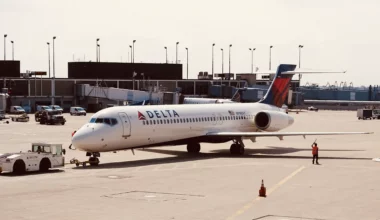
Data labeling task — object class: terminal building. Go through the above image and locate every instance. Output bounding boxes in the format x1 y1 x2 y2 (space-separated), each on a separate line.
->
10 59 377 112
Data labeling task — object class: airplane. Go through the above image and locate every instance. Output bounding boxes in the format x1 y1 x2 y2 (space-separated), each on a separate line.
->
71 64 372 166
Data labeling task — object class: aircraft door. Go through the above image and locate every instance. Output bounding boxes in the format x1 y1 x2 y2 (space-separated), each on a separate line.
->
212 113 217 125
118 112 131 137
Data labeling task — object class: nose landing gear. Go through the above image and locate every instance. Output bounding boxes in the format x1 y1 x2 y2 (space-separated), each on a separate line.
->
86 152 100 166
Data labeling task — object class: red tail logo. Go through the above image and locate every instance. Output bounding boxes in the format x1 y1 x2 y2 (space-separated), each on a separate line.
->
138 111 146 120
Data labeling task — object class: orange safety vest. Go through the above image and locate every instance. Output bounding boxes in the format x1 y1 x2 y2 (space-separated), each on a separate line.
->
312 146 318 155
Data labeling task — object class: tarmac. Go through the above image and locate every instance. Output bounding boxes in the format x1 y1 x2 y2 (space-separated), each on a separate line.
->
0 110 379 220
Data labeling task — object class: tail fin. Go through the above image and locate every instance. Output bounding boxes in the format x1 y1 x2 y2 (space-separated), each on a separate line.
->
258 64 297 107
231 88 245 102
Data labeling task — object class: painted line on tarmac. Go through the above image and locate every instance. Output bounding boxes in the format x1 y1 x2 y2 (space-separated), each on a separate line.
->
226 165 306 220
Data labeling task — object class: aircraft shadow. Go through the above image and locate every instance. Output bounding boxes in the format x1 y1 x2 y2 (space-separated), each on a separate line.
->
72 147 370 170
0 169 64 177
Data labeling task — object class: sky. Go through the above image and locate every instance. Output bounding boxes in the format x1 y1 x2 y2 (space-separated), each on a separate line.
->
1 0 380 86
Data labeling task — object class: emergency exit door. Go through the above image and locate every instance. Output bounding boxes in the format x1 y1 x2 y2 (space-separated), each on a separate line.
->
118 112 131 137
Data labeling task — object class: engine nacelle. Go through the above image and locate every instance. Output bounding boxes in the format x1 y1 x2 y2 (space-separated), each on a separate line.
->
254 110 294 131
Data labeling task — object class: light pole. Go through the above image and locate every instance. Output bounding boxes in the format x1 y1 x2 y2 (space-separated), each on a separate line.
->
298 45 304 85
97 44 100 62
228 44 232 80
132 40 136 63
212 43 215 75
185 47 189 79
164 46 168 63
4 34 7 60
96 38 99 62
52 36 56 105
47 42 51 78
176 42 179 64
221 48 224 74
11 41 14 60
129 45 132 62
269 45 273 70
249 48 256 73
298 45 304 68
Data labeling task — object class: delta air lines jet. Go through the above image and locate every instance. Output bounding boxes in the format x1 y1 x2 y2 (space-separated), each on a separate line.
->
71 64 372 165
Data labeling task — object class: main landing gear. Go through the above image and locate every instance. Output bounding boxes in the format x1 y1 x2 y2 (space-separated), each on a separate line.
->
187 143 201 154
86 152 100 166
230 139 245 155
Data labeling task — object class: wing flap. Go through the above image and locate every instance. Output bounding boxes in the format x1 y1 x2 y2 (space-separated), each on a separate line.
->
206 131 373 138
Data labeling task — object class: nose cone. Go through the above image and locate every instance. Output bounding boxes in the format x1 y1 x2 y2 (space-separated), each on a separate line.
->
72 129 90 151
288 115 294 125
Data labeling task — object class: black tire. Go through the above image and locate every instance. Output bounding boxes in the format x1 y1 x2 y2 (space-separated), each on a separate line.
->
13 160 26 174
39 158 51 172
40 119 45 124
187 143 200 153
89 157 99 166
61 121 65 125
11 118 14 121
70 113 73 116
84 113 86 116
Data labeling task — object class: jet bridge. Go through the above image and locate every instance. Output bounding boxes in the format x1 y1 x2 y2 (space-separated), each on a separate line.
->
76 84 179 105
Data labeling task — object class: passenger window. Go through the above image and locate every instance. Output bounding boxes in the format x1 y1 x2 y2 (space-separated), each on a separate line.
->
160 119 163 124
170 119 173 124
154 120 156 125
143 121 145 125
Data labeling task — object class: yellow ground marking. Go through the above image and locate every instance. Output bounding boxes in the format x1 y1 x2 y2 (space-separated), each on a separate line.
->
226 166 306 220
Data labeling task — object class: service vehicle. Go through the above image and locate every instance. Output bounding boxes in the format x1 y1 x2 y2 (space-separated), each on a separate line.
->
10 113 29 122
49 105 63 113
307 106 319 111
372 109 380 119
9 105 26 114
0 143 65 174
70 106 86 116
357 109 373 120
39 109 66 125
35 105 52 122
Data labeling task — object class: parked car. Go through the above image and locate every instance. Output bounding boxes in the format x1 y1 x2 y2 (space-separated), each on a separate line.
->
49 105 63 113
70 107 86 116
9 106 26 114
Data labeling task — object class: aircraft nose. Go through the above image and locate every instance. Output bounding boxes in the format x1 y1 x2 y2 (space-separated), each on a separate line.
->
72 129 89 150
288 115 294 125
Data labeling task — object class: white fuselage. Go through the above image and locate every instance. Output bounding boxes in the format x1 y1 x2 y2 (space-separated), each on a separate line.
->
72 102 294 153
183 97 235 104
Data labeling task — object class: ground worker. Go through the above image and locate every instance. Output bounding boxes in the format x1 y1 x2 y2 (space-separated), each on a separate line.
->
312 143 319 165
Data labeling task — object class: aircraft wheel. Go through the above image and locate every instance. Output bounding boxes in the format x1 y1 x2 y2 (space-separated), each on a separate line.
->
187 143 201 153
89 157 99 166
230 144 244 155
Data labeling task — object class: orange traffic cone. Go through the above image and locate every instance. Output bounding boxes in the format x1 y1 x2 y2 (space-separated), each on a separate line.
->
259 179 266 197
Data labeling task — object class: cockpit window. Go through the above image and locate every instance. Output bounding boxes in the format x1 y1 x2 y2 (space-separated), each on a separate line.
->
89 117 118 126
104 118 111 125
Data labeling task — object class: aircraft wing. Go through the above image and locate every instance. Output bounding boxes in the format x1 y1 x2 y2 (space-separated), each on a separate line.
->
206 131 373 138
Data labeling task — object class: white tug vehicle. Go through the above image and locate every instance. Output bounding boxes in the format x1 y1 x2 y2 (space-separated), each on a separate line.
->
0 143 65 174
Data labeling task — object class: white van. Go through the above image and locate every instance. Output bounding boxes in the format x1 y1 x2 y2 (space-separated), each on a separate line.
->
70 107 86 116
10 106 26 114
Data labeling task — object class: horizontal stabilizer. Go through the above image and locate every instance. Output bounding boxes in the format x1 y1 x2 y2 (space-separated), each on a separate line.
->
206 131 373 138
